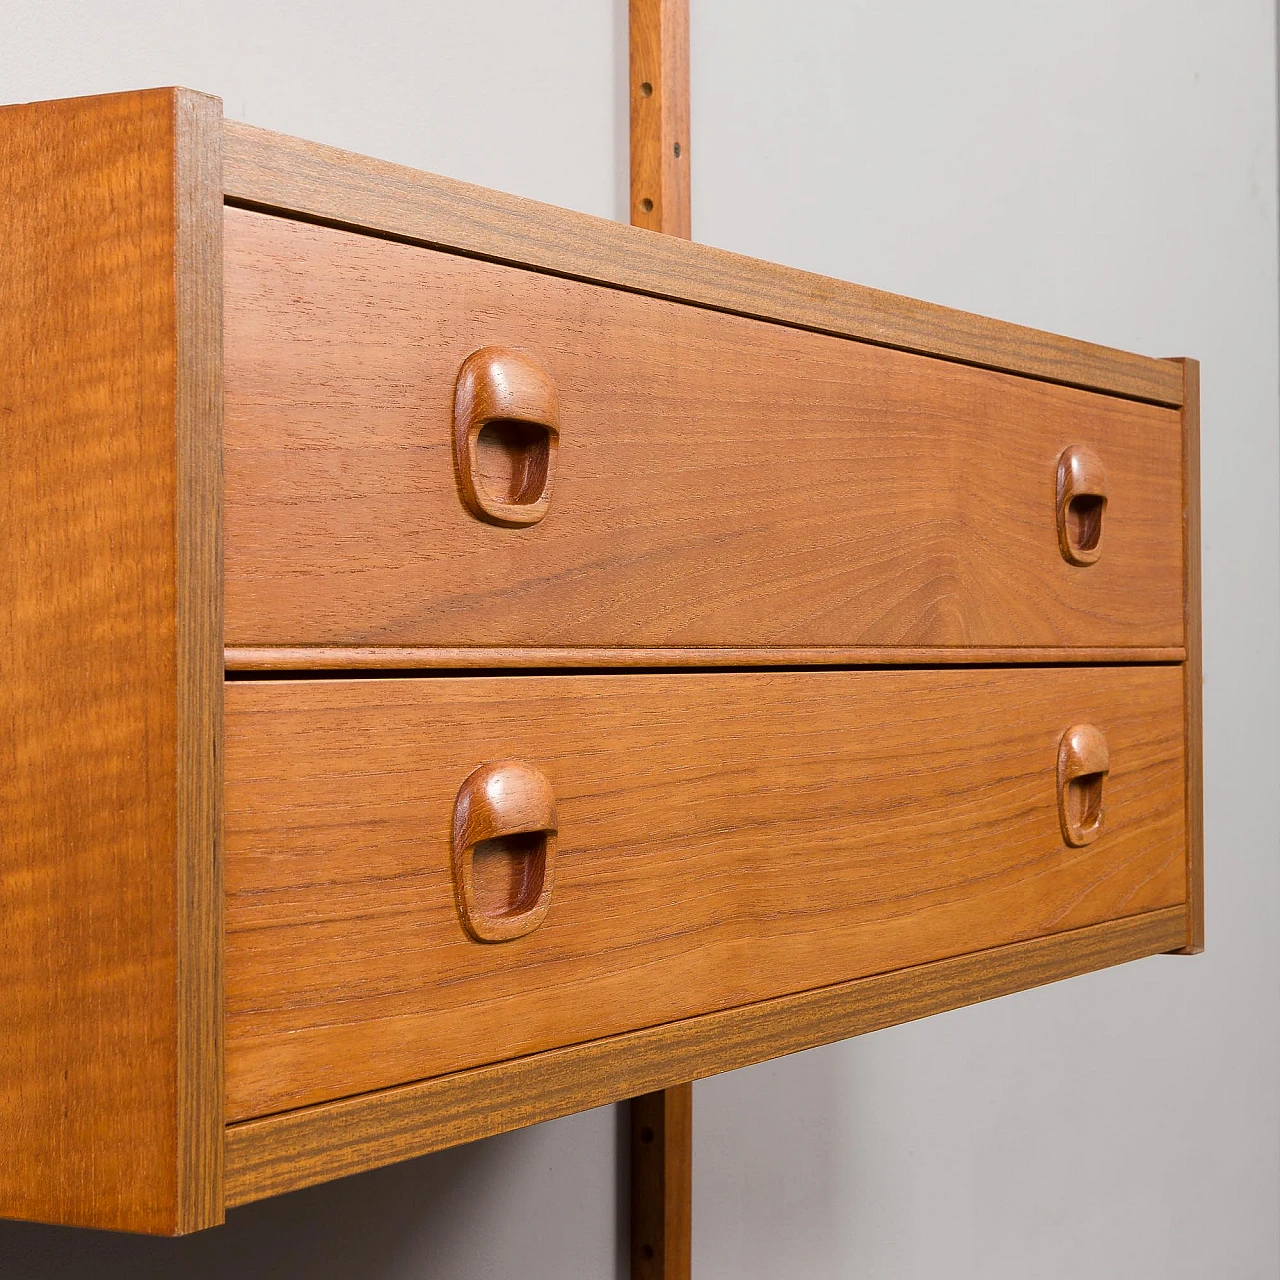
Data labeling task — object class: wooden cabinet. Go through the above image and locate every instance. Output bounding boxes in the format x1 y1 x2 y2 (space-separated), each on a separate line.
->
0 87 1202 1235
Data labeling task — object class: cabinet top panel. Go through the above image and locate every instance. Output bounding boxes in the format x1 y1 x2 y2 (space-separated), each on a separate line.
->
221 116 1184 408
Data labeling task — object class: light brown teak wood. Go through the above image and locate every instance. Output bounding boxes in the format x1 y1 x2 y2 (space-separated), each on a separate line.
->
1177 358 1204 953
220 121 1183 407
0 88 223 1234
452 347 561 528
1056 443 1109 566
222 666 1185 1121
221 209 1184 657
630 0 691 237
451 759 559 943
222 650 1187 670
221 906 1184 1206
224 645 1186 670
630 6 693 1266
631 1083 693 1280
1056 723 1111 847
0 86 1202 1236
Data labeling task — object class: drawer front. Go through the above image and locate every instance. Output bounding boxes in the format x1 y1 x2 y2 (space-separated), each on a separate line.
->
223 208 1184 654
224 666 1186 1120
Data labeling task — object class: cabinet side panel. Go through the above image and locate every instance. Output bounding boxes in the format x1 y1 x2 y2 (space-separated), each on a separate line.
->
1178 357 1204 953
0 88 218 1234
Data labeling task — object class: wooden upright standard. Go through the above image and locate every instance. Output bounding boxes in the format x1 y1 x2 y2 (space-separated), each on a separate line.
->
631 1084 694 1280
629 1 694 1276
630 0 691 239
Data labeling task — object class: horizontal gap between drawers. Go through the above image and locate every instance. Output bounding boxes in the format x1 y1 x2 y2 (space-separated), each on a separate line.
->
222 906 1188 1207
224 646 1187 677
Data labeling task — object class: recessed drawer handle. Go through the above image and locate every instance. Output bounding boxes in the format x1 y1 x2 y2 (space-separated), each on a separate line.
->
1055 444 1108 565
453 347 560 527
451 759 558 942
1057 723 1110 847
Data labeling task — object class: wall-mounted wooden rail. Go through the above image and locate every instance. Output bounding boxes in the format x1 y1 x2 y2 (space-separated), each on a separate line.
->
629 3 694 1272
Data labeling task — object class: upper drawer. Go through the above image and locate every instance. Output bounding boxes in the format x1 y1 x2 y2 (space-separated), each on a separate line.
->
223 207 1185 655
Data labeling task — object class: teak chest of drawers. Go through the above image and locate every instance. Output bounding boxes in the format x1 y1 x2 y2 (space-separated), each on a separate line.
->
0 88 1201 1235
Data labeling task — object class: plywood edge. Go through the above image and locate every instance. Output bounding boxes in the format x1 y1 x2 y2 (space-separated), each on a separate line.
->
220 119 1182 408
1172 357 1204 954
173 87 226 1233
223 645 1188 672
223 907 1185 1207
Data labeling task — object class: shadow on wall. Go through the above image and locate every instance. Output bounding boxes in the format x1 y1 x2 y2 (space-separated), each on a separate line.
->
0 1103 623 1280
0 1049 854 1280
693 1034 858 1276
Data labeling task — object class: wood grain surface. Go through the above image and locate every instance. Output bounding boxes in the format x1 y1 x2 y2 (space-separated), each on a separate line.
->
0 85 1198 1236
0 88 223 1234
220 122 1182 406
223 666 1185 1121
630 0 691 237
1177 358 1204 953
450 759 558 943
631 1082 693 1280
223 905 1185 1206
223 209 1184 654
224 645 1186 670
172 84 227 1238
628 8 696 1253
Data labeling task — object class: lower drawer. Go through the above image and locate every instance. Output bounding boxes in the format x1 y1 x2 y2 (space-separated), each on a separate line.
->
224 666 1186 1121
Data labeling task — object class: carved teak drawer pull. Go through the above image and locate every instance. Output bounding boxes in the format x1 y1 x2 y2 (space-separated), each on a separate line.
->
451 760 558 942
1057 723 1110 847
1056 444 1108 565
453 347 560 527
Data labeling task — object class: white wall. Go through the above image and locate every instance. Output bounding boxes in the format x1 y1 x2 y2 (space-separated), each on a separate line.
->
2 3 1276 1276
